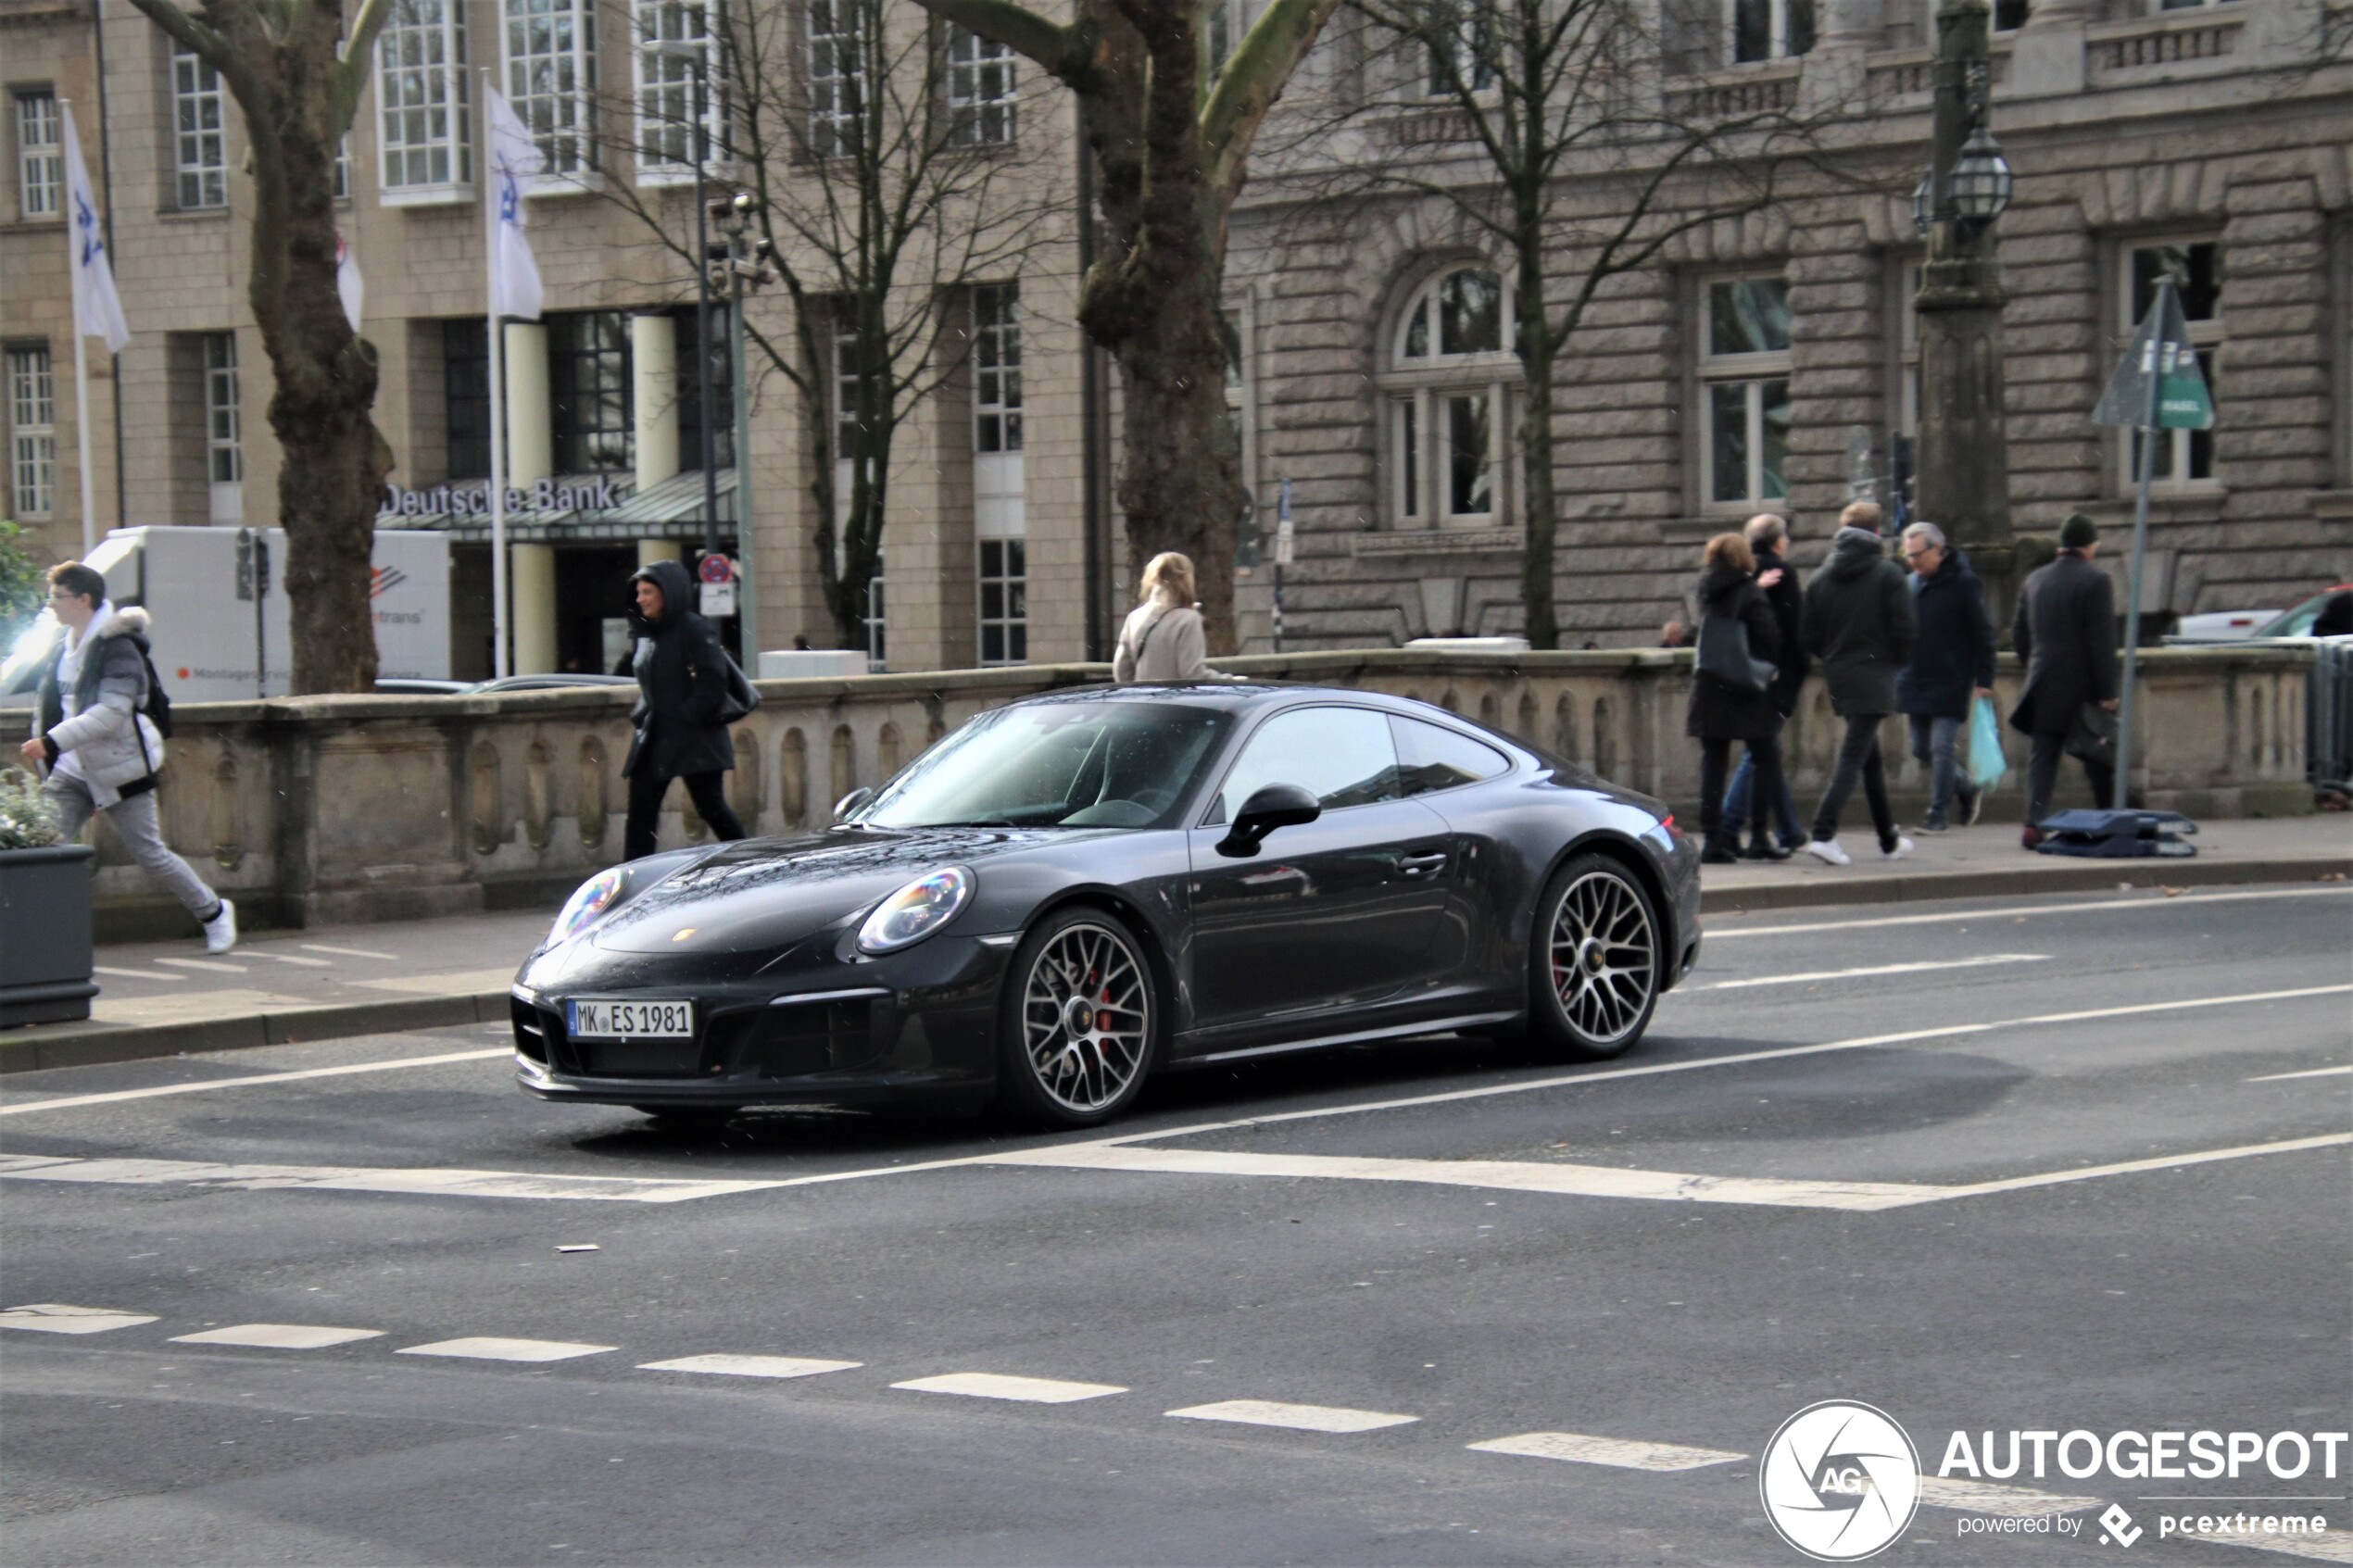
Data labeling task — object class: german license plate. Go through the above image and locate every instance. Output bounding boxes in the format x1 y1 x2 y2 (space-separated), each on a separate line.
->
566 998 695 1039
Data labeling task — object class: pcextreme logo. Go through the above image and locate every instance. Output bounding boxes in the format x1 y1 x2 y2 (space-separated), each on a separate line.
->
1760 1401 1922 1562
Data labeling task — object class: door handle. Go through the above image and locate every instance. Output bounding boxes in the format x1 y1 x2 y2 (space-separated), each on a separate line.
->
1397 851 1449 878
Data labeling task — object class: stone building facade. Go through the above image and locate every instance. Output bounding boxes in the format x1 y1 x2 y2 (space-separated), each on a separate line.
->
1226 0 2353 648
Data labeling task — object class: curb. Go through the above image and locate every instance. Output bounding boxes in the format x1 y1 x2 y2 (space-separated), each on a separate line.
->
4 855 2346 1075
0 991 511 1075
1698 853 2350 914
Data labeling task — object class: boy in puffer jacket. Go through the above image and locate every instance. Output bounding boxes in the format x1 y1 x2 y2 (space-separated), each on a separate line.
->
19 560 234 952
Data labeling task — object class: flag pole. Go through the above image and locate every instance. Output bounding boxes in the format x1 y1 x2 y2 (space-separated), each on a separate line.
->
482 68 510 680
2113 277 2170 812
63 97 96 556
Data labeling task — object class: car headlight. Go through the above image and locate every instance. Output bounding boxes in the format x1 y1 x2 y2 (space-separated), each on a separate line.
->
857 867 973 954
549 866 627 945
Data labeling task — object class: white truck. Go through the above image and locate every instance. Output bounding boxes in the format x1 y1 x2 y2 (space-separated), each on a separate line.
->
1 526 451 700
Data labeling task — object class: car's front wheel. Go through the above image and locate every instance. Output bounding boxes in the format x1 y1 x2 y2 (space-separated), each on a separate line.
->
1529 852 1661 1060
996 907 1160 1128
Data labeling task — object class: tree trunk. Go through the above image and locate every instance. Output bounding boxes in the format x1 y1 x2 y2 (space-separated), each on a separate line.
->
1516 250 1561 651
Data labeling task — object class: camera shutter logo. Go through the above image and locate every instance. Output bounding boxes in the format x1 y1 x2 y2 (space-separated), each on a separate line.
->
1760 1401 1922 1561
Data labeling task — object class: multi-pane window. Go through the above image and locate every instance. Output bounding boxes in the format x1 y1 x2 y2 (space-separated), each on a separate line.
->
506 0 598 178
1425 0 1496 94
1730 0 1813 61
1385 267 1513 527
173 46 229 208
973 284 1025 664
972 284 1022 453
203 332 242 522
1701 276 1791 508
946 24 1016 146
978 539 1026 665
6 346 56 519
16 92 61 220
808 0 865 157
635 0 721 179
444 318 490 479
547 310 633 471
2123 240 2222 485
673 303 735 470
863 562 886 670
378 0 471 192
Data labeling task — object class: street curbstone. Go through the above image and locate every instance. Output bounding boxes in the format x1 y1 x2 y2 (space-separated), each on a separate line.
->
0 991 511 1076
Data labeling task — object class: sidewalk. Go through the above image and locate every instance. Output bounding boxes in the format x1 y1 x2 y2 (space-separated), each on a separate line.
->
5 815 2346 1073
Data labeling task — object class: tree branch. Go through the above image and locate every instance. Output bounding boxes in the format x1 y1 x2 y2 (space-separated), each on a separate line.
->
330 0 399 138
1202 0 1350 197
906 0 1080 79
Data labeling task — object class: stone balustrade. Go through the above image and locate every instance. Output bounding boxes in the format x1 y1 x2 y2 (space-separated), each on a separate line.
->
2 644 2314 935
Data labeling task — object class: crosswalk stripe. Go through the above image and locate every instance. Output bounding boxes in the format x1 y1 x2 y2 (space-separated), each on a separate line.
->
1699 954 2047 989
170 1323 384 1349
156 957 248 974
0 1302 158 1335
1916 1477 2101 1515
397 1336 615 1362
1167 1399 1417 1434
92 965 177 981
300 944 398 960
0 1152 785 1203
891 1372 1127 1404
637 1354 862 1379
1468 1432 1745 1470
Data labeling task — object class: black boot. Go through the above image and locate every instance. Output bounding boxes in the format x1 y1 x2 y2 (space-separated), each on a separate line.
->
1743 831 1792 861
1701 837 1742 865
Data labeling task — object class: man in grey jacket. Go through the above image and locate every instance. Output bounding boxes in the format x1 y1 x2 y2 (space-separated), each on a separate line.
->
19 561 233 952
1799 505 1918 867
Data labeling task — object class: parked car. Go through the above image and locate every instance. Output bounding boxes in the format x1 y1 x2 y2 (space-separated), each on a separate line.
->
372 674 634 696
511 682 1702 1129
2168 586 2353 645
2168 606 2286 644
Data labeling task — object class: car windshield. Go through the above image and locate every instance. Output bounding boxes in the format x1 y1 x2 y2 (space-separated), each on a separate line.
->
855 700 1230 831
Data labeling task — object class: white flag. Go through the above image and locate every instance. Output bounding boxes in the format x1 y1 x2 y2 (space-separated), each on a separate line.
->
60 103 131 354
335 233 365 332
484 86 546 321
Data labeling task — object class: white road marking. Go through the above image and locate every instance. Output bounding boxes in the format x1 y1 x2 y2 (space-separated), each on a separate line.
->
248 952 333 968
170 1323 384 1349
981 1145 1938 1210
92 966 178 982
300 944 398 960
1935 1134 2353 1200
0 1303 158 1335
355 969 524 996
397 1336 615 1363
0 1047 512 1118
1700 954 2047 989
1706 884 2350 940
2247 1064 2352 1083
1916 1477 2102 1515
891 1372 1127 1404
1467 1431 1744 1470
156 957 248 974
638 1354 862 1380
0 1152 786 1203
2205 1529 2353 1563
1167 1399 1418 1434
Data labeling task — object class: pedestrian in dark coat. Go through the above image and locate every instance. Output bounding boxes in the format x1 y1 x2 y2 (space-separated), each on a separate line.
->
2010 512 2120 844
1721 512 1807 854
1799 513 1917 865
1895 522 1995 831
1685 533 1786 864
623 557 747 860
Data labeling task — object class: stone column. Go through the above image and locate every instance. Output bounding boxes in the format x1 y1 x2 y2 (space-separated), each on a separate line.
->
502 321 557 674
632 314 679 494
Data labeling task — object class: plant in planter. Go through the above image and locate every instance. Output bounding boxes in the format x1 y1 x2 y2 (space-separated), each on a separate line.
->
0 766 99 1027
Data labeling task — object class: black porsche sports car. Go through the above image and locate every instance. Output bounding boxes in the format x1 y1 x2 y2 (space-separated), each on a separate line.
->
512 682 1702 1128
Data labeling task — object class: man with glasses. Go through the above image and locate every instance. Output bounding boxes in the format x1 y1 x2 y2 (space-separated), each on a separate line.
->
18 561 234 952
1895 521 1995 832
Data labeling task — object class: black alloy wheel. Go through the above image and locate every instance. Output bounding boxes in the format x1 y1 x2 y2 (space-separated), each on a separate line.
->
1529 851 1661 1060
996 906 1161 1129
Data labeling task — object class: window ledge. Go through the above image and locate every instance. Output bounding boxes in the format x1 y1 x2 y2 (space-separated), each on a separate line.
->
1353 525 1522 558
521 170 607 199
1 217 67 233
157 206 232 221
634 161 738 190
381 183 474 208
2302 490 2353 521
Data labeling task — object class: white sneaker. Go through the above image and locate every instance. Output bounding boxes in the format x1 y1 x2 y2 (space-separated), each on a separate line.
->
203 898 238 954
1883 836 1916 860
1804 839 1852 867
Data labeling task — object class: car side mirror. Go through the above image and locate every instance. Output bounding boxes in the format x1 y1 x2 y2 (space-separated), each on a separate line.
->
1216 783 1321 858
834 786 873 824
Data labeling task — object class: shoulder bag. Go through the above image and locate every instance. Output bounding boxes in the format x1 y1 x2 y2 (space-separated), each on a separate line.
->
1694 612 1775 694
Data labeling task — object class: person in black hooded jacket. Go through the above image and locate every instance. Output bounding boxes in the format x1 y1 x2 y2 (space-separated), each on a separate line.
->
623 558 746 860
1685 533 1785 864
1799 508 1917 865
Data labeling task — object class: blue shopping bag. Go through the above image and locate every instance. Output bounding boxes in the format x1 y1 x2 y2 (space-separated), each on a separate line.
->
1967 694 2007 792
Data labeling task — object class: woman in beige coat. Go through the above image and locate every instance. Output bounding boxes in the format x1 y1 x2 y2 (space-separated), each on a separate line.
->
1113 552 1222 683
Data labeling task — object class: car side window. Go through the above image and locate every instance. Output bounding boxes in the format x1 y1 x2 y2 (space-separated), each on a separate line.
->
1209 708 1401 824
1390 715 1511 797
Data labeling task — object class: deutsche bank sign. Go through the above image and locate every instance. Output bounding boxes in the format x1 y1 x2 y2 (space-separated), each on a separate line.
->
378 477 623 521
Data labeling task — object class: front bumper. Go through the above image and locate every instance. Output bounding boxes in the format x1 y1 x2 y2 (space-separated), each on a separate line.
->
510 930 1013 1108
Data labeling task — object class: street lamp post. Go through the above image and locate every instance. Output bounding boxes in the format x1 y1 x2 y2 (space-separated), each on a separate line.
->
1912 0 2020 619
652 40 722 570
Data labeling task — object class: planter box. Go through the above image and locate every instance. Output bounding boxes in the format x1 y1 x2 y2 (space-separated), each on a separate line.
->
1 843 98 1027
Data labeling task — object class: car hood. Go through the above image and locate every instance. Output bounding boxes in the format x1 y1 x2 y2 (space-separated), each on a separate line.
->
585 826 1066 956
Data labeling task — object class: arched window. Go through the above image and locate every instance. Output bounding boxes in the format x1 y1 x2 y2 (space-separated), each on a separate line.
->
1381 266 1516 529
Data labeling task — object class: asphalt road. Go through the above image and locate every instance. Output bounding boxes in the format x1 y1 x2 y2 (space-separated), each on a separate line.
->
3 884 2348 1568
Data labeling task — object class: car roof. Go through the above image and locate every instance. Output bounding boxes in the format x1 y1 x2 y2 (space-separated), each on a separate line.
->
1002 681 1496 728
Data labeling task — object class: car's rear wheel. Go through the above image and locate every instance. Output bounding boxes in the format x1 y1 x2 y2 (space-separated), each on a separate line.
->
1529 852 1660 1060
996 908 1159 1128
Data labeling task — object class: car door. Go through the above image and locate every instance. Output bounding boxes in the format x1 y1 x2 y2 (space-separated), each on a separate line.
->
1390 711 1519 986
1183 705 1454 1038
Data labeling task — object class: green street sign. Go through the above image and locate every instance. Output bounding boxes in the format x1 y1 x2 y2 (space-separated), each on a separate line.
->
2095 280 2214 432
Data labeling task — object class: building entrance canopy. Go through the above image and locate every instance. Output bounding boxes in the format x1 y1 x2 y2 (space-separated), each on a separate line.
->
377 468 738 544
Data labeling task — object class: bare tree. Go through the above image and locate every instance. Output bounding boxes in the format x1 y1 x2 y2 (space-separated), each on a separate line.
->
602 0 1054 650
120 0 396 691
1297 0 1844 646
897 0 1354 655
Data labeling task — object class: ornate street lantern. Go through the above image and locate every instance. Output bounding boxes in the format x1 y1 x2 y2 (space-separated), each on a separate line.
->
1911 171 1933 236
1948 126 2014 223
